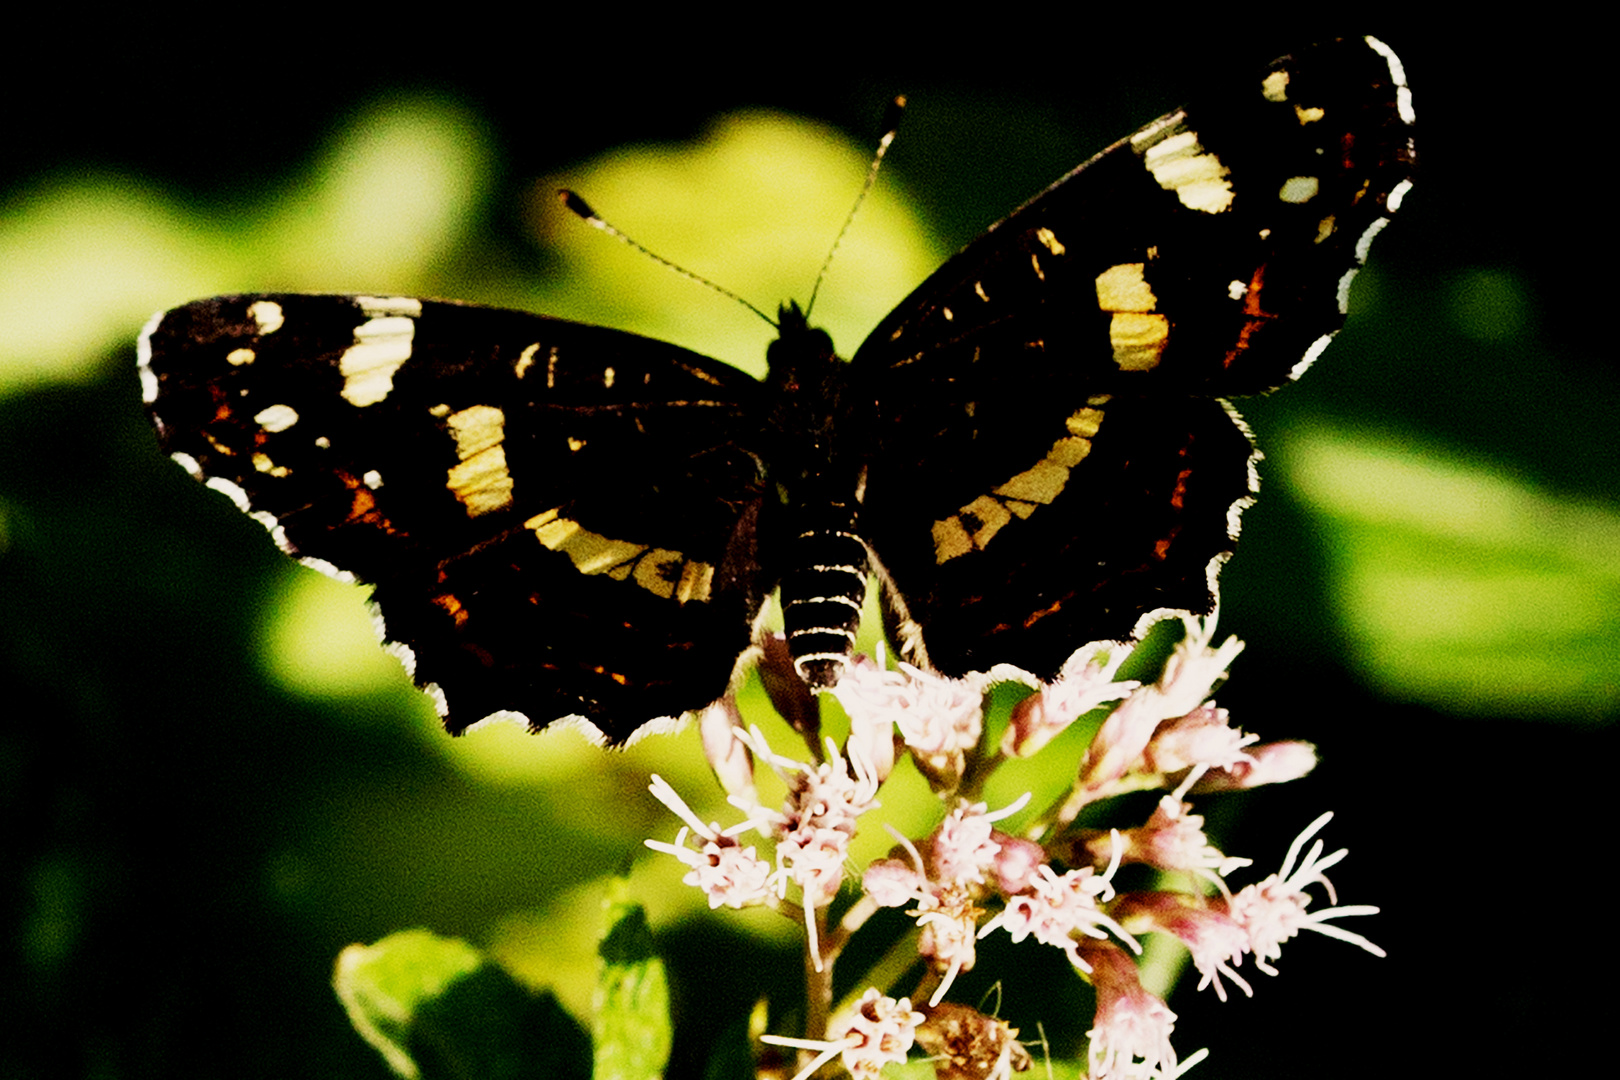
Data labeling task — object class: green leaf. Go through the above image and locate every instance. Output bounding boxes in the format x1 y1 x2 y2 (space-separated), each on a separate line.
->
593 879 673 1080
334 928 590 1080
701 1013 756 1080
1283 427 1620 719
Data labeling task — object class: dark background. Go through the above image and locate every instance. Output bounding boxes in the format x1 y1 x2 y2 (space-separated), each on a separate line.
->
3 18 1613 1078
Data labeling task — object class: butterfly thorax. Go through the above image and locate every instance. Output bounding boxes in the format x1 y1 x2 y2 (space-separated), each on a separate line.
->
763 301 871 688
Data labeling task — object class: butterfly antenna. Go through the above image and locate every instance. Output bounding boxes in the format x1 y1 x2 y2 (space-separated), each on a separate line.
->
805 95 906 319
558 190 778 328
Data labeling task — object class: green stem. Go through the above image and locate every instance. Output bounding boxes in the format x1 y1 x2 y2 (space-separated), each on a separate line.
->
804 904 833 1043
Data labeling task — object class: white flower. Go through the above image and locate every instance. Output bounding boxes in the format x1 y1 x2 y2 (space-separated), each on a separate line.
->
1084 940 1180 1080
1193 740 1318 791
1108 889 1253 1001
737 728 883 969
1143 704 1258 775
1112 795 1252 894
1002 641 1138 758
761 989 924 1080
1153 613 1244 719
979 833 1137 972
831 658 982 781
644 775 777 910
930 793 1030 889
1225 812 1385 973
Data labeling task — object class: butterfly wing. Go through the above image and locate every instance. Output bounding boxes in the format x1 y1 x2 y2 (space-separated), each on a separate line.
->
853 37 1415 681
140 294 769 742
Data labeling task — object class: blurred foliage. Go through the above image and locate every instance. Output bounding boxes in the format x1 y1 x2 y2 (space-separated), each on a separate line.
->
1283 427 1620 718
2 24 1615 1080
336 926 593 1080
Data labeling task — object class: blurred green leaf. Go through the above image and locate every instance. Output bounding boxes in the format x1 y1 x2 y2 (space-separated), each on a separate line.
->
1283 427 1620 719
334 928 589 1080
593 879 673 1080
0 95 487 396
535 110 942 380
701 1013 756 1080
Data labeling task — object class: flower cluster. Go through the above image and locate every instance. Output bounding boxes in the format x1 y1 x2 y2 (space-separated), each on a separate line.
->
646 616 1381 1079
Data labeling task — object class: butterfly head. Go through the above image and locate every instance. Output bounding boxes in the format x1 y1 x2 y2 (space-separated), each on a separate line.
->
768 300 837 373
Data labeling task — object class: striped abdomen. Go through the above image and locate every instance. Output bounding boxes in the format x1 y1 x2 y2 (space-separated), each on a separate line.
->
779 516 869 687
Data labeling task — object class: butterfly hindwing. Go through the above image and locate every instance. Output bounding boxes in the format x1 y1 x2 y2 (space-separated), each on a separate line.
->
856 37 1414 680
139 294 770 742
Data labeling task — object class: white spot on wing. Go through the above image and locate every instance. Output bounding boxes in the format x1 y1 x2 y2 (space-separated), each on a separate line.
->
1278 176 1319 204
515 342 540 378
461 709 533 734
247 300 285 334
356 296 423 318
363 470 383 490
255 404 299 432
445 405 514 516
1133 118 1235 214
340 316 415 407
367 600 388 641
170 451 203 479
249 510 291 552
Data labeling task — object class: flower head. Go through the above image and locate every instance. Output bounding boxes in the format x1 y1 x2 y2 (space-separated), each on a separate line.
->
762 989 924 1080
1110 890 1254 1001
1223 813 1385 973
1080 939 1179 1080
1142 704 1257 776
644 774 777 910
929 793 1031 890
1192 740 1318 791
739 728 883 968
1154 613 1244 719
832 657 982 786
1002 642 1137 758
1090 795 1252 894
979 834 1137 972
914 1001 1032 1080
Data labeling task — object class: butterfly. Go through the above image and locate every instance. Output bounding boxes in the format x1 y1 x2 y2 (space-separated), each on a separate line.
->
137 36 1415 744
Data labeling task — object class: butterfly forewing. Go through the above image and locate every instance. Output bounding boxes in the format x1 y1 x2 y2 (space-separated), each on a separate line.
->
855 37 1414 681
140 294 769 742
